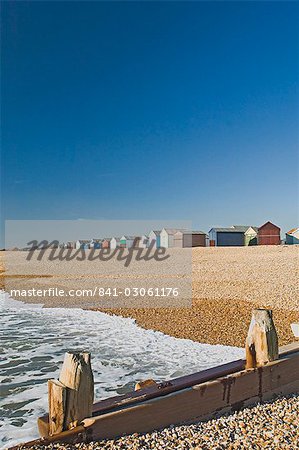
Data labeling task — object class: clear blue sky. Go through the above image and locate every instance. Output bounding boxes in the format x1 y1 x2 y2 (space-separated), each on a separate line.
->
1 1 298 245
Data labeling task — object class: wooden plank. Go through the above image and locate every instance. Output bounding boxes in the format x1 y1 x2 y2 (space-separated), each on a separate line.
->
38 357 245 437
87 342 297 416
78 350 299 441
48 380 67 435
38 343 299 437
279 341 299 356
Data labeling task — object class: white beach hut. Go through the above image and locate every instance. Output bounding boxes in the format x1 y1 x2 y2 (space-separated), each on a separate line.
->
160 228 186 248
139 235 149 248
110 237 120 249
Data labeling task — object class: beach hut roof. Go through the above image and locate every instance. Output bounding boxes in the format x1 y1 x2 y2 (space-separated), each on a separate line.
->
175 230 206 236
209 227 245 233
258 221 280 231
163 228 187 235
286 227 299 235
151 230 161 236
121 235 138 240
244 226 258 233
232 225 253 232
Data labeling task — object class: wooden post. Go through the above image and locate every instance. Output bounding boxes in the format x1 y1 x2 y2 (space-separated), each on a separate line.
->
245 309 279 369
48 352 94 435
48 380 67 435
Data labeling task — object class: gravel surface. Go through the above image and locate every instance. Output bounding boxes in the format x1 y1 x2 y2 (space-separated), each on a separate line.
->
192 245 299 311
21 394 299 449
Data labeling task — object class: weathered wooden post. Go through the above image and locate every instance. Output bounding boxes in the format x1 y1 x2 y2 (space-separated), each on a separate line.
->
245 309 279 369
48 351 94 436
48 379 67 435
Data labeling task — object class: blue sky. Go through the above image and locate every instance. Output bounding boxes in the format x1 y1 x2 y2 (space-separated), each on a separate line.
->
1 1 298 244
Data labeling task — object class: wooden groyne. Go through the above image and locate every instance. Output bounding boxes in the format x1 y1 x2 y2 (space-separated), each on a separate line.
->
10 309 299 448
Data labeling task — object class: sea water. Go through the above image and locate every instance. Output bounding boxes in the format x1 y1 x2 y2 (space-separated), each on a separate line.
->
0 291 244 448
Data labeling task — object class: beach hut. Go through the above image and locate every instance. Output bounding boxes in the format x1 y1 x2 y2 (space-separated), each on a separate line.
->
244 227 258 246
148 230 161 248
110 237 120 249
90 239 102 249
173 231 206 247
64 241 75 249
133 237 141 247
160 228 187 248
101 238 111 249
75 240 90 250
120 236 139 248
139 235 149 248
208 228 245 247
286 228 299 245
257 221 281 245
